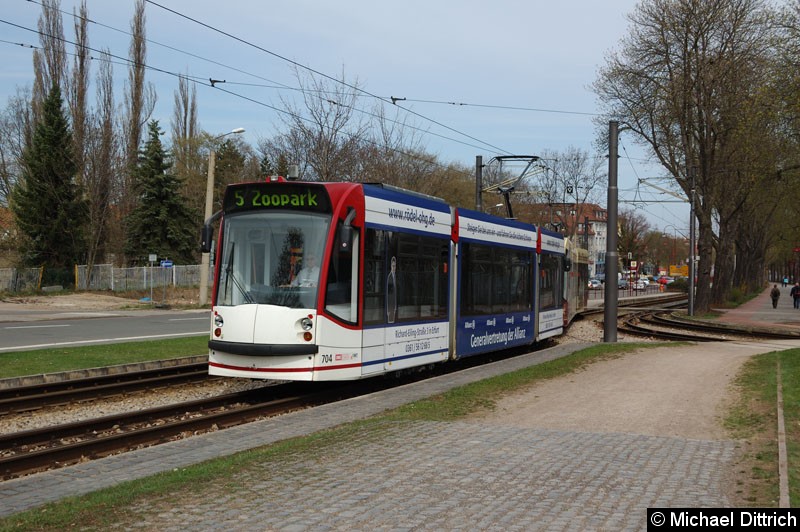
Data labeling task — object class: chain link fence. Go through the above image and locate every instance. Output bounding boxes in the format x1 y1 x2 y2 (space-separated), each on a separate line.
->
1 264 210 293
0 267 43 292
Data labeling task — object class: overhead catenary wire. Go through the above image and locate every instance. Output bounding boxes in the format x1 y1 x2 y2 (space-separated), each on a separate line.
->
0 18 492 177
143 0 512 157
5 3 515 167
7 1 662 204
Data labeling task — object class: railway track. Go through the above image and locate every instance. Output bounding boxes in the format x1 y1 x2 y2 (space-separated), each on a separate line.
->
618 311 800 342
0 362 213 415
579 293 687 318
0 349 519 481
0 380 379 480
3 297 793 481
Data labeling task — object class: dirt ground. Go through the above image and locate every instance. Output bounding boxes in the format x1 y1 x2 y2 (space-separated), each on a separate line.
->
0 287 204 310
473 341 762 440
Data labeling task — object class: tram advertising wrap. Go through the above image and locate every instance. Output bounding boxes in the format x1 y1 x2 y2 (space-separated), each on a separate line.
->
454 209 537 357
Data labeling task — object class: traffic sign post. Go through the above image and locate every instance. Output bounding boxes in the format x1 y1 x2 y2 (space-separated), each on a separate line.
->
148 254 157 302
159 259 172 307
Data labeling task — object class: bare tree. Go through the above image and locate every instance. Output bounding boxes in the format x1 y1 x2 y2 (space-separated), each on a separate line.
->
69 0 90 189
83 49 117 270
0 89 33 206
526 147 606 238
594 0 777 310
618 209 653 270
277 68 368 182
32 0 68 112
357 103 438 189
118 0 155 261
170 75 205 225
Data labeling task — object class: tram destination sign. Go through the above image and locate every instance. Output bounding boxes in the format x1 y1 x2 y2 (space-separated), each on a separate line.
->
223 182 331 214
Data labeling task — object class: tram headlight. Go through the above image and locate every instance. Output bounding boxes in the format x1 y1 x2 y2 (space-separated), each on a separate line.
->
300 317 313 331
214 313 224 327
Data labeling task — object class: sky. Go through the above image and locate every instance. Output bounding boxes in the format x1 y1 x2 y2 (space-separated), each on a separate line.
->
0 0 692 234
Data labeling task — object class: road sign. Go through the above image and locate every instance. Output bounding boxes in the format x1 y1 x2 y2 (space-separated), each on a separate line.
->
160 260 173 268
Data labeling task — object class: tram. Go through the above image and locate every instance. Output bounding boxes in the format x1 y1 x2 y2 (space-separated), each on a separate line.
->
201 178 586 381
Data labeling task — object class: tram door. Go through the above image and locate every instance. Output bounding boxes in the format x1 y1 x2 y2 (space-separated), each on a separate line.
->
362 228 392 376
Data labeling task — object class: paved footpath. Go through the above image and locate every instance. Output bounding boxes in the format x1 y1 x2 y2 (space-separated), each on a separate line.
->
1 289 799 530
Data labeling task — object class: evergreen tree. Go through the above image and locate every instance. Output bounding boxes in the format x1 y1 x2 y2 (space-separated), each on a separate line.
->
11 83 87 268
213 139 245 210
125 120 197 264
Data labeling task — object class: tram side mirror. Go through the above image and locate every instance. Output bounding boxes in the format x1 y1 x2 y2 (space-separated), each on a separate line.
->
200 224 213 253
339 208 357 250
563 256 572 272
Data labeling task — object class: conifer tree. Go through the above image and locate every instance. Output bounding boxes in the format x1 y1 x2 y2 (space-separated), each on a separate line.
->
125 120 197 264
12 83 87 268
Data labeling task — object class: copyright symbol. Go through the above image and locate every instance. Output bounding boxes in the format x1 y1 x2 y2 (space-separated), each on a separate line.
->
650 512 665 526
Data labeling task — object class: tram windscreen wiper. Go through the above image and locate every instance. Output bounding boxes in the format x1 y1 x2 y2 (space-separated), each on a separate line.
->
224 243 254 304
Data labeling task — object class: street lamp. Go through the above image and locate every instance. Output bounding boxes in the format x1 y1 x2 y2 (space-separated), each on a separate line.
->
199 127 245 306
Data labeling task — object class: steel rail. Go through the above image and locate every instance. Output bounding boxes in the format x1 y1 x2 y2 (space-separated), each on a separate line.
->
646 312 800 340
0 383 352 480
0 363 211 414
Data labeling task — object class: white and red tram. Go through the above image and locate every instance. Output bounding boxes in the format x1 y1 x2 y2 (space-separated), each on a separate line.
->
202 179 583 381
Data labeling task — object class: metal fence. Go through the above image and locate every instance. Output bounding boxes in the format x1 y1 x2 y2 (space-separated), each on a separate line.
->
0 267 43 292
75 264 210 292
0 264 210 293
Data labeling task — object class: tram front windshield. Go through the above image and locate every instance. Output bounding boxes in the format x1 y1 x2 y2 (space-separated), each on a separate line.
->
215 211 330 308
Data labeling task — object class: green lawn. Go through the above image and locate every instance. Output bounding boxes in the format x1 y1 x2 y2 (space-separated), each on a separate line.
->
0 336 209 379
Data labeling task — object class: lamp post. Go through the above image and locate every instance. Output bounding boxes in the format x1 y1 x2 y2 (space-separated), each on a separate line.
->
199 127 245 306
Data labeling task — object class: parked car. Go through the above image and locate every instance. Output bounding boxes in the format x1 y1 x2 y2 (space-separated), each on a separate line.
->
618 278 629 289
588 279 602 290
632 279 648 290
657 276 675 285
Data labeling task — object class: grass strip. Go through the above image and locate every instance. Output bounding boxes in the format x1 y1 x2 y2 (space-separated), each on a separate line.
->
0 336 209 379
724 348 800 506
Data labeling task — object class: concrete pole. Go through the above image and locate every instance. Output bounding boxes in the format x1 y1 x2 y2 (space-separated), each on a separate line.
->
199 149 216 306
604 121 619 342
475 155 483 211
689 166 696 316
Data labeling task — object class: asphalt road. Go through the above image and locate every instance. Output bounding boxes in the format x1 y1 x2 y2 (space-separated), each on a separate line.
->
0 310 209 352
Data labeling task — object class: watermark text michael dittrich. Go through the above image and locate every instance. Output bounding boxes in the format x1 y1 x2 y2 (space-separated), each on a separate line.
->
648 509 798 529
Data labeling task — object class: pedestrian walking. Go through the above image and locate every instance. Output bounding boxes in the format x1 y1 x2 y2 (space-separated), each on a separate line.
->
771 284 781 309
791 283 800 309
783 276 789 287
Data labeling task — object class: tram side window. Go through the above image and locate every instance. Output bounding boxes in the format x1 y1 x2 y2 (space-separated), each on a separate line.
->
460 243 532 315
364 230 448 325
324 221 359 324
393 233 449 322
539 253 562 310
418 237 449 320
461 243 492 314
510 250 532 311
364 229 386 325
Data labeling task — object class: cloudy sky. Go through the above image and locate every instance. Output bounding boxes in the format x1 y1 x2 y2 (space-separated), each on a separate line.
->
1 0 691 232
